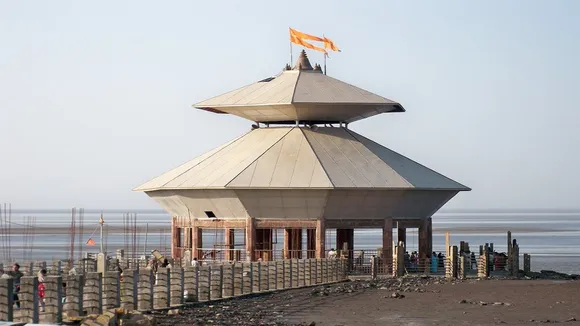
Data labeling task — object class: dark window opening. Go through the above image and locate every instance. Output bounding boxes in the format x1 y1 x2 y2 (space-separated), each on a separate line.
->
205 211 216 218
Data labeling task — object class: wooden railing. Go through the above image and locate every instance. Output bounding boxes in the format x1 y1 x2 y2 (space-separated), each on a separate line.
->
0 258 347 323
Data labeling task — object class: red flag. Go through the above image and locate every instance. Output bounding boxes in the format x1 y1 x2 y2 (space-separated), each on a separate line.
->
86 238 96 246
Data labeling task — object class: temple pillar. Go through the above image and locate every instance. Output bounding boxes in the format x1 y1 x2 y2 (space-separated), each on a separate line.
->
184 227 192 251
382 218 393 273
306 229 316 258
284 229 302 259
191 225 202 259
245 217 255 261
315 219 326 259
170 217 181 259
418 217 433 264
225 229 235 260
336 229 354 261
255 229 273 261
397 222 407 247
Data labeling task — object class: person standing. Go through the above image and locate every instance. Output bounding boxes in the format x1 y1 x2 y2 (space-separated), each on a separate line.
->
8 264 23 309
38 269 47 312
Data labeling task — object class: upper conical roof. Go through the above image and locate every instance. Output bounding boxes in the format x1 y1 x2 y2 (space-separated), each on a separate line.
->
194 51 404 124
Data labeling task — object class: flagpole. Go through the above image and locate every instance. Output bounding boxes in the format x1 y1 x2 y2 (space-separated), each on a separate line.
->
289 28 293 64
100 213 104 253
323 34 327 75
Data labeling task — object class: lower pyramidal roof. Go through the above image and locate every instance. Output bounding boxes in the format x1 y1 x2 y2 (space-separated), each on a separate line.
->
134 127 470 192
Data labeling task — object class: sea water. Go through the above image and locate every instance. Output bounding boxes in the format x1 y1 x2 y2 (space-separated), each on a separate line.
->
0 209 579 274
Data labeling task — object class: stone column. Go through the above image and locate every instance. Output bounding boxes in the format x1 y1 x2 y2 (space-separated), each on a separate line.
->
102 271 120 310
170 267 185 306
0 278 14 321
418 218 432 266
44 276 63 324
458 255 466 280
137 269 154 311
171 217 181 259
245 217 255 261
306 229 316 258
121 269 138 310
17 276 39 324
154 268 171 309
315 218 326 259
397 223 407 247
192 225 202 259
225 229 235 261
64 274 84 318
84 272 103 315
382 217 393 274
284 229 302 259
523 253 531 273
50 260 62 275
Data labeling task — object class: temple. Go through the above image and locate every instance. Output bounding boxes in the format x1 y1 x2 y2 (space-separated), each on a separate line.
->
134 50 470 271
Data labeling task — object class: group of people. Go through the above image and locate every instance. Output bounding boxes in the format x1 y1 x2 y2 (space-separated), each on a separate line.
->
0 263 48 311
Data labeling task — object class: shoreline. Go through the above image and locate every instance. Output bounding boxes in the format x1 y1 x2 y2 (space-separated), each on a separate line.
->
156 275 580 326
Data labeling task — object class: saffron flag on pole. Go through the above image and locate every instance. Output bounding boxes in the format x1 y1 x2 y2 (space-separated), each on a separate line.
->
99 214 104 225
323 37 341 52
86 238 96 246
290 28 324 42
289 28 327 54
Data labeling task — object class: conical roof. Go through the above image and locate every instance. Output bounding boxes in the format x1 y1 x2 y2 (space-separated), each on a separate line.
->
194 51 404 124
134 127 469 191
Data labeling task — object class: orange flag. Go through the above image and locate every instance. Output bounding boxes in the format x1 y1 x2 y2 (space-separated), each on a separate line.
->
323 37 341 52
290 28 324 42
289 30 327 54
86 238 96 246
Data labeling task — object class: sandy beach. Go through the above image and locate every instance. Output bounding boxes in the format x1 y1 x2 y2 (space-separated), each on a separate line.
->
157 277 580 326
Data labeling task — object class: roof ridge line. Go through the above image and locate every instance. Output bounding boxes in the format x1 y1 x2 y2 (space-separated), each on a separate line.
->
289 70 302 104
300 127 335 188
224 127 294 187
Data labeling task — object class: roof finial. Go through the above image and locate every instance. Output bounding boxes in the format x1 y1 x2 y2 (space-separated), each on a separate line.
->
293 50 313 71
313 63 323 73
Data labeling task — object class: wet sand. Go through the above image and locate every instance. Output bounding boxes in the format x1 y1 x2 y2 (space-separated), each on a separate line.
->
158 278 580 326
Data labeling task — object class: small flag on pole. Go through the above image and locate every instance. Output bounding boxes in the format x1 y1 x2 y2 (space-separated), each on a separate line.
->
99 214 104 225
86 238 96 246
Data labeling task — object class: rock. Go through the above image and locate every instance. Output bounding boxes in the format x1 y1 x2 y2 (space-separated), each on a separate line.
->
459 299 468 304
308 322 316 326
565 317 576 322
493 302 504 306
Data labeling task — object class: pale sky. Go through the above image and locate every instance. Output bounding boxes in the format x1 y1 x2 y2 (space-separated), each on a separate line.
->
1 1 579 210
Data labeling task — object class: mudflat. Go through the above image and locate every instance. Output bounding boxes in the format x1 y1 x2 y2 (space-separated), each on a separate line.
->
158 278 580 326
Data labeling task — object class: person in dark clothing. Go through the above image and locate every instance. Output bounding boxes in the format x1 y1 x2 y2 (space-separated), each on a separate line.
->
161 259 169 268
8 263 24 308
